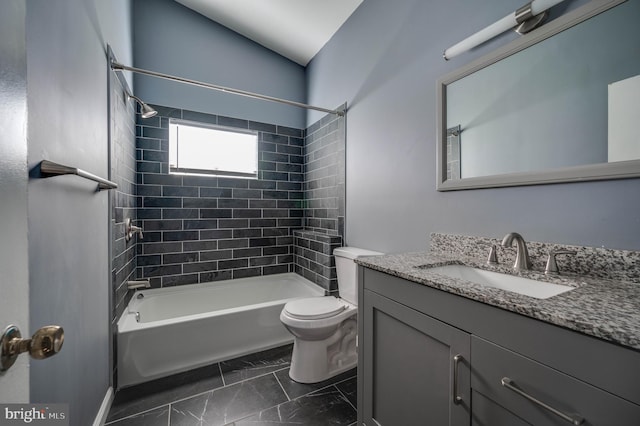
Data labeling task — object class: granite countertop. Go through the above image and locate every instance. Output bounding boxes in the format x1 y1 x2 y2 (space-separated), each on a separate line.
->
356 251 640 351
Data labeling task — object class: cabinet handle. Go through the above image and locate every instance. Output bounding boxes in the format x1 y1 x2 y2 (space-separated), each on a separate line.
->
501 377 584 425
453 354 463 404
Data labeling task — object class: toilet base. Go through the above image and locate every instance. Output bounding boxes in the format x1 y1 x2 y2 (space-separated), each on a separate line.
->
288 318 357 384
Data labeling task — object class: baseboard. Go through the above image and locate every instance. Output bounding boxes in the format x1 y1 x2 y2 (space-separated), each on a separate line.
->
92 387 114 426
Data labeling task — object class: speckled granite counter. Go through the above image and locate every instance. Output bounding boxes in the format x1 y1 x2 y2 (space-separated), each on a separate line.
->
356 249 640 351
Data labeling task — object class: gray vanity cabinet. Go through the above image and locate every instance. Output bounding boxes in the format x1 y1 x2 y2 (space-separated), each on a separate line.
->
357 266 640 426
360 289 471 426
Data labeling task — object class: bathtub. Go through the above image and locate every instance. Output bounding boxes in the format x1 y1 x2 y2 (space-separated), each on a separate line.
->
116 272 325 388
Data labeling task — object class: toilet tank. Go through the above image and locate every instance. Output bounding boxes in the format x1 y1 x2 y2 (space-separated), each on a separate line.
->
334 247 383 306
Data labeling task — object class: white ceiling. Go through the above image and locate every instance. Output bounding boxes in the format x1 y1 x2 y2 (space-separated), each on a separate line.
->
175 0 363 66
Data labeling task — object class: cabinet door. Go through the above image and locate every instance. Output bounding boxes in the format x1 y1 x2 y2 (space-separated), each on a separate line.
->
361 289 470 426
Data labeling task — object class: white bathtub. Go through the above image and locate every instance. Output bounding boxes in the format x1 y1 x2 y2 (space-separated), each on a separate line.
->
116 272 325 388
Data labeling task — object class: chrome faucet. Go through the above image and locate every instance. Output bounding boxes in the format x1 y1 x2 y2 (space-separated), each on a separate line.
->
127 280 150 290
501 232 532 271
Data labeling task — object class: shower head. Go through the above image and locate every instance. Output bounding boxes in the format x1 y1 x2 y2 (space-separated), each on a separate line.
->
127 93 158 119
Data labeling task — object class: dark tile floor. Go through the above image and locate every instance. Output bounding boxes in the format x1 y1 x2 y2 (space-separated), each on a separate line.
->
106 344 357 426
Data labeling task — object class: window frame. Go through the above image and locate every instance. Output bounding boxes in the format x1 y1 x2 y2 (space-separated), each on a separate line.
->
168 118 259 179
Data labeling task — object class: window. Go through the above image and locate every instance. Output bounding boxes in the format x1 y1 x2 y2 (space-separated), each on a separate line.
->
169 119 258 178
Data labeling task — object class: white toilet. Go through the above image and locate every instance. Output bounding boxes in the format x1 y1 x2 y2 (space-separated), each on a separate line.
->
280 246 382 383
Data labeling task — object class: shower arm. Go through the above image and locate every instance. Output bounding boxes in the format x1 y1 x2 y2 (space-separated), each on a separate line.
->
110 61 345 117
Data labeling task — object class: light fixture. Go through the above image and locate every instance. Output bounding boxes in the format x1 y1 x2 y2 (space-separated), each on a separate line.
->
127 93 158 119
443 0 567 60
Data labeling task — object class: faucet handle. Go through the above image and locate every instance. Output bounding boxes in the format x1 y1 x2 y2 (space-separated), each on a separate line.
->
125 218 143 241
487 245 498 265
545 250 577 275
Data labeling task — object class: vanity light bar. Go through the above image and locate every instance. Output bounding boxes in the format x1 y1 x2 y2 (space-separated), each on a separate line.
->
443 0 567 60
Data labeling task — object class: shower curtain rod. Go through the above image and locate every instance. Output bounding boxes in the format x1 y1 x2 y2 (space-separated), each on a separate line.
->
110 61 345 117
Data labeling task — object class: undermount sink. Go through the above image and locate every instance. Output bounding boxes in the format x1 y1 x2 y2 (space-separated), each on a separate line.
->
424 264 575 299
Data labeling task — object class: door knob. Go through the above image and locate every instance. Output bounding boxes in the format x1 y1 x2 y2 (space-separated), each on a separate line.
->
1 324 64 371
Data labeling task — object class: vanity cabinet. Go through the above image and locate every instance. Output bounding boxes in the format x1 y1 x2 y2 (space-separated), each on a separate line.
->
357 267 640 426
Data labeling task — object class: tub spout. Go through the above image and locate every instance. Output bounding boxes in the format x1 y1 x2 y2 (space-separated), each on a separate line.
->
127 280 150 290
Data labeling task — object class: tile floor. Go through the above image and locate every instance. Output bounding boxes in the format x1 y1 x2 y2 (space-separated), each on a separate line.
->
106 344 357 425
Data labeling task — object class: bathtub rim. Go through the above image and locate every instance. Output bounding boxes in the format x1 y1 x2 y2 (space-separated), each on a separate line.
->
117 272 326 332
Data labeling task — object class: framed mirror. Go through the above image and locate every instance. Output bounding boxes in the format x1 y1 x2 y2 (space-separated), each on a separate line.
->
436 0 640 191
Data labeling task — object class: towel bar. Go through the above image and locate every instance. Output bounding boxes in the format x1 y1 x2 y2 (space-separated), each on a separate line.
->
39 160 117 190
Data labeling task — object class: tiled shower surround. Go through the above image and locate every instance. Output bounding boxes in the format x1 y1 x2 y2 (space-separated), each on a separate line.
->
113 104 346 388
293 108 346 292
303 107 346 237
109 70 138 387
294 230 343 292
110 74 138 331
135 105 305 287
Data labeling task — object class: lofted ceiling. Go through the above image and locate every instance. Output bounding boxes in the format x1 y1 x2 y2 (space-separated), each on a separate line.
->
175 0 364 66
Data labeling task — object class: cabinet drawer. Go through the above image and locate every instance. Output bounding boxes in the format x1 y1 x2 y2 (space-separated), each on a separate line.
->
471 336 640 425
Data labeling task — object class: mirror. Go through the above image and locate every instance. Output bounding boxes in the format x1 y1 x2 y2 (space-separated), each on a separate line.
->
437 0 640 191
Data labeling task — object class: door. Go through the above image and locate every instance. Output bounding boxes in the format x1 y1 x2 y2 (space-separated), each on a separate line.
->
361 289 471 426
0 0 30 403
1 2 112 424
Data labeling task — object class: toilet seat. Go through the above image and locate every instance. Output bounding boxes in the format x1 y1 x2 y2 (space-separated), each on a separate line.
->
284 297 346 320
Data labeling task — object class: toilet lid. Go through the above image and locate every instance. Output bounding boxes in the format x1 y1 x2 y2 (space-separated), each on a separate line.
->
284 297 346 320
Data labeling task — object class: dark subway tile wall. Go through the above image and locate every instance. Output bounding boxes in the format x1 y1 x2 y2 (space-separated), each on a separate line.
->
294 230 342 293
111 77 138 321
110 71 139 388
294 109 346 290
303 106 345 237
136 106 304 287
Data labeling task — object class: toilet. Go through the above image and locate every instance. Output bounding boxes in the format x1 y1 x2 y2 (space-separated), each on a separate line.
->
280 246 383 383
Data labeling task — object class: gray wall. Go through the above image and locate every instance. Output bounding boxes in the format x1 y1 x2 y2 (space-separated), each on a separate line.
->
306 0 640 253
26 0 132 424
0 0 29 403
132 0 307 129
